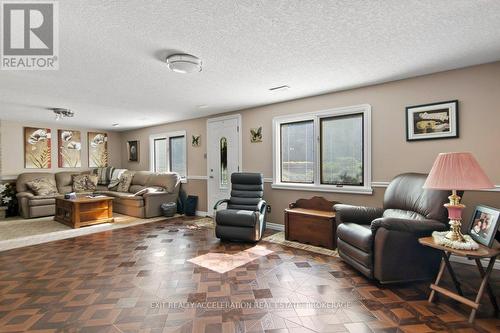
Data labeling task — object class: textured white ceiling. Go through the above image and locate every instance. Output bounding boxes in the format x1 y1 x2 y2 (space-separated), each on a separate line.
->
1 0 500 131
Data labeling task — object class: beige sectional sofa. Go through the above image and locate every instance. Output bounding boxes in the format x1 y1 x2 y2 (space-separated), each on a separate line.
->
16 171 180 219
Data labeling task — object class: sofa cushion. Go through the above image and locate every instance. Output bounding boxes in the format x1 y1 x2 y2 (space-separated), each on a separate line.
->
72 174 98 192
113 192 142 199
16 173 55 193
95 184 109 191
337 223 373 252
55 172 82 193
26 178 58 196
129 185 147 194
216 209 258 227
28 196 56 206
115 197 144 208
131 171 151 186
94 191 134 198
383 209 425 220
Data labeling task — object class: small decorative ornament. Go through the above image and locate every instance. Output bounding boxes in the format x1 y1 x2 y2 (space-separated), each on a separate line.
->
432 231 479 250
192 135 201 147
250 126 262 143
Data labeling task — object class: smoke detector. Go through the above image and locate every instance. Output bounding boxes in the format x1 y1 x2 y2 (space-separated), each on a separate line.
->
166 53 202 73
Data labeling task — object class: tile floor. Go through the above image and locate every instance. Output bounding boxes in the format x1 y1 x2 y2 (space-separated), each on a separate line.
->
0 216 499 332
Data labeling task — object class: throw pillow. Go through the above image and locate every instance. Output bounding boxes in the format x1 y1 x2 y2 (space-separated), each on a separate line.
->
108 168 127 189
116 171 135 192
26 178 58 196
93 166 115 185
72 174 98 192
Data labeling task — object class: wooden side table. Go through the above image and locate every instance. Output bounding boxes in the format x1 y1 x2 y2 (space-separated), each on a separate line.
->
284 196 338 249
419 236 500 323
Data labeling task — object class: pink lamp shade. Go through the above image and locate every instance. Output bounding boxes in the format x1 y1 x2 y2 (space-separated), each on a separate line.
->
423 152 494 190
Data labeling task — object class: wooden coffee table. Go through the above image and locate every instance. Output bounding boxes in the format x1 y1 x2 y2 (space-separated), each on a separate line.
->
55 196 114 228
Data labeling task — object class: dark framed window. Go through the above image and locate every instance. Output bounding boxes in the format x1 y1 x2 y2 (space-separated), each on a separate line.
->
153 138 167 173
320 113 364 186
168 135 186 177
280 120 314 183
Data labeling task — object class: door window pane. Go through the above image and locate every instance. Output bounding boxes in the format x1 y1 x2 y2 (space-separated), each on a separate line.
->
153 138 167 173
321 114 363 185
220 137 228 187
169 136 186 177
280 120 314 183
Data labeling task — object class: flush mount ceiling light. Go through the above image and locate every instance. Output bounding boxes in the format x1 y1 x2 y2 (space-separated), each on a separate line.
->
166 53 202 73
51 108 74 121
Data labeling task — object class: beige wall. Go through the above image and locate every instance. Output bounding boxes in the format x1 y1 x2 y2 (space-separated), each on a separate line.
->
0 120 122 177
121 62 500 222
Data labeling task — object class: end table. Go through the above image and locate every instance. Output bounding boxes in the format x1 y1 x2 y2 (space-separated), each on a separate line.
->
419 236 500 323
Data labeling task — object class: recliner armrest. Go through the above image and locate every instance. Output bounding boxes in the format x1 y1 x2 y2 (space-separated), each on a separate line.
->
334 204 384 226
142 191 169 198
257 199 267 214
370 217 448 236
16 191 34 198
213 199 229 210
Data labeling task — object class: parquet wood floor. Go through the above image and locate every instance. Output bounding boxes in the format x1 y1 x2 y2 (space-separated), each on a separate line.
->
0 216 498 332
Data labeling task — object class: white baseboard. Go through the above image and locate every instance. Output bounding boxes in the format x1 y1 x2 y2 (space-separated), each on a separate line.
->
450 255 500 270
195 211 209 217
266 222 284 231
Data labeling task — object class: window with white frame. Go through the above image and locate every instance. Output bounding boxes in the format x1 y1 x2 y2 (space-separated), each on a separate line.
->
150 131 187 178
273 104 372 194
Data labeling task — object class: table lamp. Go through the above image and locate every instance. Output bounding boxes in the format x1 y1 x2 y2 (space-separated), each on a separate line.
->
423 152 494 243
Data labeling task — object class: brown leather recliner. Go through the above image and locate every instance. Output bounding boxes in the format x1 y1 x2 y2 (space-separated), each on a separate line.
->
334 173 453 284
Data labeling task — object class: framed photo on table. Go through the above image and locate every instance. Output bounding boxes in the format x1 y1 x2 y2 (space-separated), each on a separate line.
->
406 100 458 141
468 205 500 248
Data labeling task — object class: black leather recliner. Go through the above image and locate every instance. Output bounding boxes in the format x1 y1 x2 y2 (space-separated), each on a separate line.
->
334 173 453 284
214 173 267 242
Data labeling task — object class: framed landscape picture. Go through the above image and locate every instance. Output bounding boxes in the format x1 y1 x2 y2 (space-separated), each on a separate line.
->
88 132 108 167
469 205 500 248
58 130 82 168
24 127 52 169
127 140 139 162
406 100 458 141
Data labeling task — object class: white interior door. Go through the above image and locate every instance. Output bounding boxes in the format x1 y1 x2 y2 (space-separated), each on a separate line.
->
207 115 241 216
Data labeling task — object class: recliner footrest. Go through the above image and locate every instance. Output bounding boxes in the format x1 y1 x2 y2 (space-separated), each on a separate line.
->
216 209 258 227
